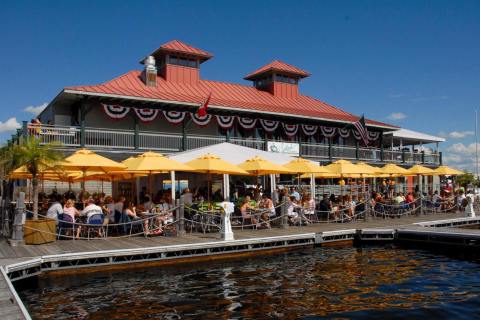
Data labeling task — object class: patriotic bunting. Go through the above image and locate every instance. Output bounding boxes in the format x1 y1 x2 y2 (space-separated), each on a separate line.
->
260 119 279 133
102 104 130 119
163 111 186 124
368 131 380 141
216 115 235 129
190 112 212 126
134 108 159 123
282 123 298 137
320 126 337 138
238 117 257 130
352 129 362 140
338 128 350 138
301 124 318 136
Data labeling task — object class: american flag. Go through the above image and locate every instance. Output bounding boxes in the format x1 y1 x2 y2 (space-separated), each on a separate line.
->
353 115 369 146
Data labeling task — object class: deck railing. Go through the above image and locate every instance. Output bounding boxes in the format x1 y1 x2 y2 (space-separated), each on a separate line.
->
18 124 441 165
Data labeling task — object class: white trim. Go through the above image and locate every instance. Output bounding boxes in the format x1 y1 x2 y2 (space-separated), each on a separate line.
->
62 89 397 130
0 266 32 319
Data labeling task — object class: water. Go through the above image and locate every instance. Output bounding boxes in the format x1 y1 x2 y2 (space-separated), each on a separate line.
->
17 245 480 319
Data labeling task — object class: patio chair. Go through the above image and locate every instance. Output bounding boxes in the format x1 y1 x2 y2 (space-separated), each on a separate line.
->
57 214 77 240
86 213 105 240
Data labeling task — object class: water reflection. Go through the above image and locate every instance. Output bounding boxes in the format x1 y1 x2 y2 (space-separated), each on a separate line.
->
18 245 480 319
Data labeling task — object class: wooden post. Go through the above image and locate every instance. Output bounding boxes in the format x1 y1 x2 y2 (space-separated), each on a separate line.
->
439 151 443 165
134 117 139 150
401 149 406 163
176 198 186 236
281 196 289 229
10 192 26 246
421 151 425 164
355 140 359 160
80 104 86 147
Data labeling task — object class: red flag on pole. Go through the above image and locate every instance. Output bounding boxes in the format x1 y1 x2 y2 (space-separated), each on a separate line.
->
198 92 211 117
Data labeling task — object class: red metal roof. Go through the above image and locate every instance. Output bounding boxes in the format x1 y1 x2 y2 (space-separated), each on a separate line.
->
65 70 396 129
151 40 213 60
244 60 311 80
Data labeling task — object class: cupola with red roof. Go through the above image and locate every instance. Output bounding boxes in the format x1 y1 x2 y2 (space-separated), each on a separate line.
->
244 60 310 99
141 40 212 85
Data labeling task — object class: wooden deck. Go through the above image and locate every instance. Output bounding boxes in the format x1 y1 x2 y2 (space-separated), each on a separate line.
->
0 212 467 265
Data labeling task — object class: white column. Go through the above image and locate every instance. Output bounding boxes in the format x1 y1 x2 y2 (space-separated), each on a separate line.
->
170 171 176 201
310 174 316 199
270 174 275 195
223 174 230 201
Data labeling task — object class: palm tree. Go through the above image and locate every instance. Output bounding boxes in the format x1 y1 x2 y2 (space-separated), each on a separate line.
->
0 136 64 220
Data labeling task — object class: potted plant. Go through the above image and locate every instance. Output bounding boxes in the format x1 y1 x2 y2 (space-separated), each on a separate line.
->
0 136 64 244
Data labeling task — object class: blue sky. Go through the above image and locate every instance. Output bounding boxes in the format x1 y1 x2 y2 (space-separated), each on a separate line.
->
1 0 479 170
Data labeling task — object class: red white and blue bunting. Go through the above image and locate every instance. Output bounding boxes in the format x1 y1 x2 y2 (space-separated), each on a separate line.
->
238 117 257 130
352 129 362 140
283 123 299 137
368 131 380 141
338 128 350 138
301 124 318 136
320 126 337 138
190 112 212 126
216 115 235 129
163 111 186 124
102 104 130 119
134 108 159 123
260 119 279 133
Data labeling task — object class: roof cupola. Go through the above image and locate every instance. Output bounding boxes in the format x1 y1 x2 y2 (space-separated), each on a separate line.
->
244 60 310 98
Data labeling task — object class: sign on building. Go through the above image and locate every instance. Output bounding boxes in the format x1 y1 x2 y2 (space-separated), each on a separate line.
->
267 141 300 156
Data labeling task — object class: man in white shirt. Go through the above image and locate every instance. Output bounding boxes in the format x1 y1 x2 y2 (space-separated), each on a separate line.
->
81 198 103 220
180 188 193 206
46 195 63 223
291 187 301 201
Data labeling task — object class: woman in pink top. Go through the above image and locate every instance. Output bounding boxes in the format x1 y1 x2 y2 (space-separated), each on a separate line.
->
63 199 80 221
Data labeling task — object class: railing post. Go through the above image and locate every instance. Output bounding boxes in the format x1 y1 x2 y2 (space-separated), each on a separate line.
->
134 117 139 150
22 121 28 139
176 199 185 236
421 151 425 164
9 192 26 246
380 133 384 162
80 104 86 147
401 149 406 163
328 139 333 161
355 140 359 160
225 128 230 142
439 151 443 165
182 118 187 151
281 196 289 229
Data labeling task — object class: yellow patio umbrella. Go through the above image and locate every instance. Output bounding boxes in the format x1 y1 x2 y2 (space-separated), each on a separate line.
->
284 157 331 175
239 156 293 175
61 149 127 191
122 151 193 197
406 165 436 176
185 153 249 202
432 166 464 176
325 160 375 176
379 163 409 176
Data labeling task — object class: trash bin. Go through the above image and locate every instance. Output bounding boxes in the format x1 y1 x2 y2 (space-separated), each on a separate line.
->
24 218 57 245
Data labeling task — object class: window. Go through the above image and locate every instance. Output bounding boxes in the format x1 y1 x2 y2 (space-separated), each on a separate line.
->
168 55 198 68
274 74 298 84
254 75 273 88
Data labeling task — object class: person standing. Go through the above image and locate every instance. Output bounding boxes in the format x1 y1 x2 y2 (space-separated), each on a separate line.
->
465 190 476 217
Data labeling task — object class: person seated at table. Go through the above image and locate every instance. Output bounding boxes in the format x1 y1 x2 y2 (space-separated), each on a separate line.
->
63 199 80 221
180 188 193 207
344 195 355 219
302 194 316 220
76 198 104 238
355 196 366 216
331 198 341 221
394 192 406 205
212 188 223 202
258 193 276 217
114 196 126 222
406 192 415 209
287 196 301 225
46 194 63 223
103 196 115 223
432 190 442 205
240 196 258 226
143 194 154 212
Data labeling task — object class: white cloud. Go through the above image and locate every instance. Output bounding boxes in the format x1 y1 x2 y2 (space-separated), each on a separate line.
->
0 117 21 133
446 143 480 155
24 102 48 116
387 112 407 120
448 131 474 139
388 93 404 99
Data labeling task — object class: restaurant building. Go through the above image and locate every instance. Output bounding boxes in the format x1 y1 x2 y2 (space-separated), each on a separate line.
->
11 40 443 166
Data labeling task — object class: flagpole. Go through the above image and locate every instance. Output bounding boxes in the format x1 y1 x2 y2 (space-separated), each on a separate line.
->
476 109 479 179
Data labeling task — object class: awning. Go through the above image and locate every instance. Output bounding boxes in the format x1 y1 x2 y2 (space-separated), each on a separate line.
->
383 128 445 144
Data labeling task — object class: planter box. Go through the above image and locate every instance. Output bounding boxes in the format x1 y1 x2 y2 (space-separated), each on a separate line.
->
24 218 57 245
